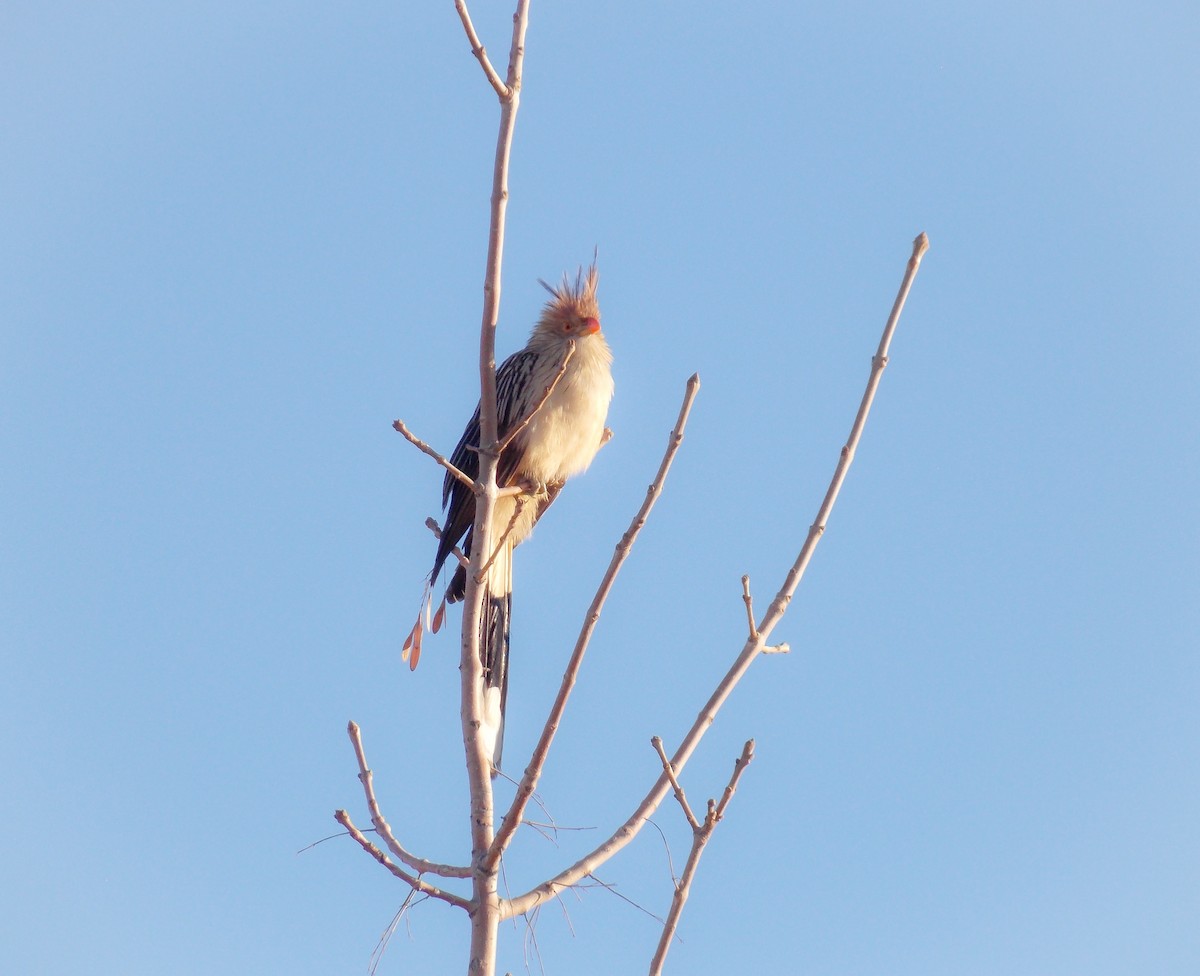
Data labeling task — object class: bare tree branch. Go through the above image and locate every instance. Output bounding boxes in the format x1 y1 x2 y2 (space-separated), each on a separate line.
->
713 740 754 820
454 0 509 98
651 736 699 831
740 575 758 641
345 721 472 879
393 419 474 490
487 373 702 877
457 4 533 973
334 809 471 911
425 517 471 571
504 233 929 919
648 740 756 976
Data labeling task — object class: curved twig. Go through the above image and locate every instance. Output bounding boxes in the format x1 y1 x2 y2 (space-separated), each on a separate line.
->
334 809 471 911
346 721 472 878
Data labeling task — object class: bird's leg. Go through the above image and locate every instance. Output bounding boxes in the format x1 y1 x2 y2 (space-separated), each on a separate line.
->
517 477 550 497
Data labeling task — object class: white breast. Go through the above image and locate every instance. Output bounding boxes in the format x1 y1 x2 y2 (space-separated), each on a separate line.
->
517 337 614 484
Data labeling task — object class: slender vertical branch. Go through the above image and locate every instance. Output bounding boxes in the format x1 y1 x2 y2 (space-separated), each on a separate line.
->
505 233 929 918
457 4 532 975
740 575 758 640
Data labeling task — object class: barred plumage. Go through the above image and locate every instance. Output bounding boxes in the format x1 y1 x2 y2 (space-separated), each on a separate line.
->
413 264 613 775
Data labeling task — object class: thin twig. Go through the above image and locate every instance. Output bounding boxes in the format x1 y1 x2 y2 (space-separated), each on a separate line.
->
505 233 929 919
651 736 699 830
648 741 755 976
646 818 679 886
425 517 471 570
393 419 473 490
346 721 472 878
454 0 509 98
740 575 758 640
369 888 420 976
475 494 529 580
584 873 667 925
495 342 575 454
713 739 754 821
488 373 701 883
334 809 471 911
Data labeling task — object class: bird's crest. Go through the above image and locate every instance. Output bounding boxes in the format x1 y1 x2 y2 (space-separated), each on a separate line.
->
537 261 600 324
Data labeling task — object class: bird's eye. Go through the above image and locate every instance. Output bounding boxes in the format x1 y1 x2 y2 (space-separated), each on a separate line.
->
563 321 574 331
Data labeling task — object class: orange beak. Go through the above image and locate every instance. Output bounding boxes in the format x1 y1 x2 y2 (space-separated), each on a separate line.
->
582 317 601 335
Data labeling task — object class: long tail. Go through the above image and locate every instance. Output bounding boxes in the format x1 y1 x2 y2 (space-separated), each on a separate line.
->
479 537 512 776
433 513 515 777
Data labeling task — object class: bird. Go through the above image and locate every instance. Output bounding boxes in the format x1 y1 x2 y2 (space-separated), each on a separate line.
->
403 263 614 775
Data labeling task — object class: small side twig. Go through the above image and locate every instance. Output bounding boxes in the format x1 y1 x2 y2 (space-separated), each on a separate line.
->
740 575 758 640
346 721 472 879
425 518 470 570
495 342 575 454
393 419 473 490
651 737 699 831
454 0 509 98
648 740 756 976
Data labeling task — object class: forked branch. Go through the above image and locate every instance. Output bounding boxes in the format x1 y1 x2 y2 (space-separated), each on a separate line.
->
456 4 532 974
649 739 756 975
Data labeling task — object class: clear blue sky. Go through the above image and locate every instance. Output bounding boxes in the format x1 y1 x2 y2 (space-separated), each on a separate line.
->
3 2 1197 974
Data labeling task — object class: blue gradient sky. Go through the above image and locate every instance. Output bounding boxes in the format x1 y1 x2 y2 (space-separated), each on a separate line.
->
3 2 1197 974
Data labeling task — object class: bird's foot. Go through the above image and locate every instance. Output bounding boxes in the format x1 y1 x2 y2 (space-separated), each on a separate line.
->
517 477 551 497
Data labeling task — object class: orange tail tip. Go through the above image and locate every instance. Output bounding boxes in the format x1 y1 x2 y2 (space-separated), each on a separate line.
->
431 597 447 634
402 615 423 671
